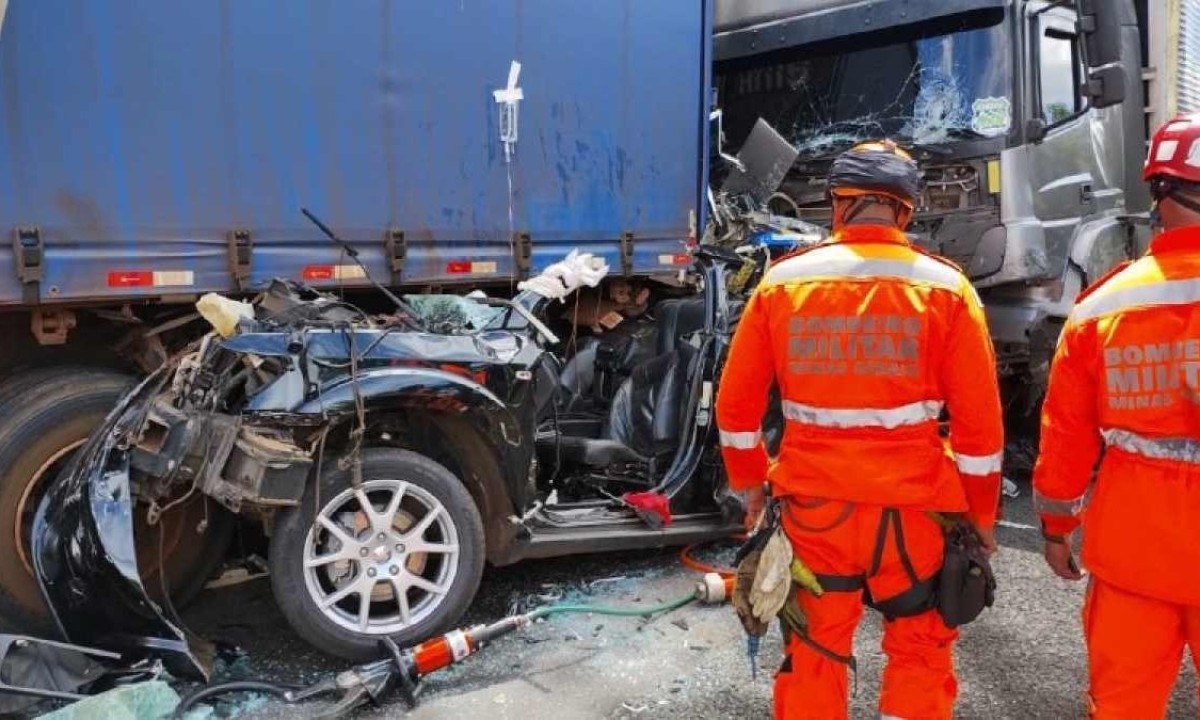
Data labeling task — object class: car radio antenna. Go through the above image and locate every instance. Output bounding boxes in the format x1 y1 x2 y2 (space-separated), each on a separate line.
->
300 207 423 327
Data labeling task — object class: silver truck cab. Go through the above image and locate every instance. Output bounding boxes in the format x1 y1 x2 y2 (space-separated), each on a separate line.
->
712 0 1151 419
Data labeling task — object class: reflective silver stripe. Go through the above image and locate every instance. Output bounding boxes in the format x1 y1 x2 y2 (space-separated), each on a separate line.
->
1072 277 1200 323
780 399 943 429
764 245 963 292
1033 489 1087 517
1101 428 1200 464
954 450 1004 475
719 429 763 449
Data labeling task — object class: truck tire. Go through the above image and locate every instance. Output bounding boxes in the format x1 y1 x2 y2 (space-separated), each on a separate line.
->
270 447 486 661
0 367 232 633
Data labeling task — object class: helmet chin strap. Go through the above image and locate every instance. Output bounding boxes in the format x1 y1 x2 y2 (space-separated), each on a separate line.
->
1167 189 1200 216
836 194 907 228
841 196 871 225
1151 177 1200 221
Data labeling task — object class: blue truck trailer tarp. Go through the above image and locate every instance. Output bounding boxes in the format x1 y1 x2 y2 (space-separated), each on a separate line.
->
0 1 711 306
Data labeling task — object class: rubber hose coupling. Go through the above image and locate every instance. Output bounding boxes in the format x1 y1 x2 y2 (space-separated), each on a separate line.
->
695 572 733 604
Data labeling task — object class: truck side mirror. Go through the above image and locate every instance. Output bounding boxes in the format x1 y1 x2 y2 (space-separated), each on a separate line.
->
1076 0 1135 109
1077 0 1123 67
1026 118 1048 144
1081 65 1126 109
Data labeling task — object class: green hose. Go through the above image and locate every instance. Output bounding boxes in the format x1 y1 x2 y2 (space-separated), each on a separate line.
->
527 592 697 621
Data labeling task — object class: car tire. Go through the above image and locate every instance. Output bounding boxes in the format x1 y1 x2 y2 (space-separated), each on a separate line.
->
269 447 485 661
0 366 233 633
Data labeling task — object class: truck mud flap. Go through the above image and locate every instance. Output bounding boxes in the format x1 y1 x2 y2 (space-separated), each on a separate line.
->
30 369 211 681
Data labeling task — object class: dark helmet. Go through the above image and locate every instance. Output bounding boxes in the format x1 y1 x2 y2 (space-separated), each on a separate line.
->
825 139 922 209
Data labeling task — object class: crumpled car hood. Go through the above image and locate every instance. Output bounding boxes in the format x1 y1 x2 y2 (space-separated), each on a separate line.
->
221 327 525 364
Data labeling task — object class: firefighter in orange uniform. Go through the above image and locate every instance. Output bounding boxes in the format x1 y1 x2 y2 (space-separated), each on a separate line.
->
1033 114 1200 717
715 140 1004 719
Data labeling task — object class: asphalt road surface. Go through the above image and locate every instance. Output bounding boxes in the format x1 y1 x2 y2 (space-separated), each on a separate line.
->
180 479 1198 718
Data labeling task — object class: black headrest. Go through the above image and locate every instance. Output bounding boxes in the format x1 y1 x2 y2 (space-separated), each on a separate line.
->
655 297 706 356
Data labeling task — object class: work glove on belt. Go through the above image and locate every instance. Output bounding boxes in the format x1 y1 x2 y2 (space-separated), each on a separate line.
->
749 526 793 620
732 501 826 638
733 498 835 683
731 501 779 638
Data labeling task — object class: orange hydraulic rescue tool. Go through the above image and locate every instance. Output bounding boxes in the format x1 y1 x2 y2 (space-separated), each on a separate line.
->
255 614 534 717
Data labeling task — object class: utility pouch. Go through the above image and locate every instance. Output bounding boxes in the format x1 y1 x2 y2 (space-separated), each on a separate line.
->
935 521 997 628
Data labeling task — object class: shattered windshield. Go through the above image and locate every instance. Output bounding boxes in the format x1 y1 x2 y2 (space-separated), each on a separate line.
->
402 294 506 332
716 16 1012 159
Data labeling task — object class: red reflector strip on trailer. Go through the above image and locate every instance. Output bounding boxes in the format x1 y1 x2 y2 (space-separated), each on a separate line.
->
301 264 367 281
107 271 195 288
446 261 498 274
658 254 690 266
107 271 152 287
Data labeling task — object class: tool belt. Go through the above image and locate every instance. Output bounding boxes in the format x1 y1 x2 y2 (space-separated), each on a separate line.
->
861 508 940 620
866 510 997 627
732 499 997 688
777 502 997 627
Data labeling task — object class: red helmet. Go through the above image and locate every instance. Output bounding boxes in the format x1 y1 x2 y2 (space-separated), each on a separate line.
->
1143 113 1200 184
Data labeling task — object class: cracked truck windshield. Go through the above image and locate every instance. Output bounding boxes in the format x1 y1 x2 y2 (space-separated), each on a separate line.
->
716 18 1012 157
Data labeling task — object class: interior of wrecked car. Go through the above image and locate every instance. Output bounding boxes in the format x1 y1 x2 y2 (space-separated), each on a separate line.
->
402 277 718 492
532 290 719 504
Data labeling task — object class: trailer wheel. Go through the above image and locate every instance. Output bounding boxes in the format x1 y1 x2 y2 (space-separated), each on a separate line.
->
270 447 485 661
0 367 233 633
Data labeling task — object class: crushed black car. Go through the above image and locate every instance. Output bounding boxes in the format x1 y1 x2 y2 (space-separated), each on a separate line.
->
30 241 811 674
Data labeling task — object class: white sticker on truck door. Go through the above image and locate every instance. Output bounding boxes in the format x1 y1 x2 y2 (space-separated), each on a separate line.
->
970 97 1012 137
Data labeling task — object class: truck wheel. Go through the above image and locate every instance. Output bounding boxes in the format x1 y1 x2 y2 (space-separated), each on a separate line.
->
270 448 485 661
0 367 233 633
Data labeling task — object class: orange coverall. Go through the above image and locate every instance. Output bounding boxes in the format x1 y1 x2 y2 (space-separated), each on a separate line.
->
716 224 1004 719
1033 225 1200 717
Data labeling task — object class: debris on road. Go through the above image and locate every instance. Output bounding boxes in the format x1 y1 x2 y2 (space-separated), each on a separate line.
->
0 635 168 717
36 680 179 720
170 542 737 718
